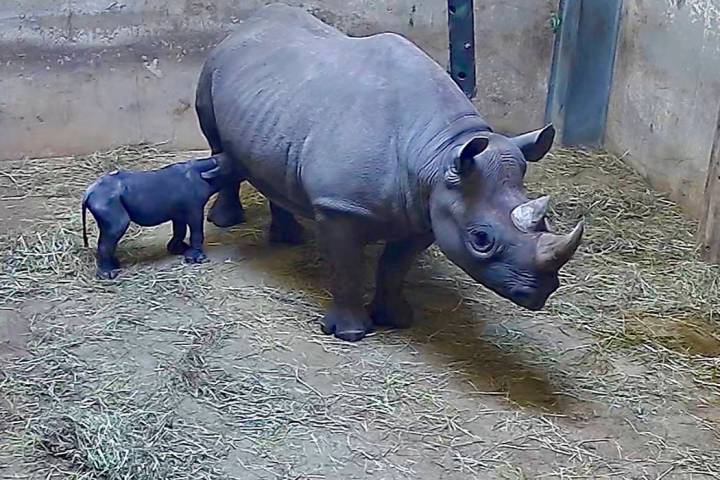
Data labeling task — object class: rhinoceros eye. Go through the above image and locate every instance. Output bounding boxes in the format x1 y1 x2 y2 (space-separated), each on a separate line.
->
470 228 496 256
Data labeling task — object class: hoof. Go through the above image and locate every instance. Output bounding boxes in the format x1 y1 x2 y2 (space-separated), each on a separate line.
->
369 297 414 330
207 204 246 228
167 240 190 255
184 249 208 264
268 223 305 245
96 268 119 280
321 307 373 342
321 326 368 342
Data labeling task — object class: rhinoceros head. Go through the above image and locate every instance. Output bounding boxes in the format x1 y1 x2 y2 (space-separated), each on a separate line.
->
429 124 583 311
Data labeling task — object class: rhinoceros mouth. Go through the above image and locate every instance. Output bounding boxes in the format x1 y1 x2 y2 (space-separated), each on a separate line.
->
508 290 549 311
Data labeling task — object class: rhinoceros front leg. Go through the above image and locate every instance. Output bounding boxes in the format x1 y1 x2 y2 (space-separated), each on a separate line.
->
207 179 246 228
316 213 373 342
369 234 434 329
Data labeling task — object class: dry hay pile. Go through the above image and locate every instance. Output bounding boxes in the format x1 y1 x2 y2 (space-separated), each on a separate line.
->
0 144 719 479
527 150 720 383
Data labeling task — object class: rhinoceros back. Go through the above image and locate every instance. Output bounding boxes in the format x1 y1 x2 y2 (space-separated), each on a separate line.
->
202 3 488 226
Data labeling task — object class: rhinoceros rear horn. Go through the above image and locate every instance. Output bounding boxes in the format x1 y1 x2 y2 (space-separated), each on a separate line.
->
512 195 550 232
535 220 584 271
510 124 555 162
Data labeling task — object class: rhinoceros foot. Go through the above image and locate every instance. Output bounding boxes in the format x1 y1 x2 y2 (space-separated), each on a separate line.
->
183 248 208 264
369 296 414 330
167 239 190 255
207 198 246 228
320 306 374 342
96 267 120 280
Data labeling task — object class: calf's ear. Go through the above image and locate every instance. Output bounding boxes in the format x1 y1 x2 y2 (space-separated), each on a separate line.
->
510 124 555 162
200 166 221 180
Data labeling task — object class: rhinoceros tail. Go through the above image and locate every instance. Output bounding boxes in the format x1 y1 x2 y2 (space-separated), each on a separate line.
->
195 66 223 155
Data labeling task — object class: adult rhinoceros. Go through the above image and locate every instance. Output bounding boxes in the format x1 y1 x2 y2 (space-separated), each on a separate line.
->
195 4 583 342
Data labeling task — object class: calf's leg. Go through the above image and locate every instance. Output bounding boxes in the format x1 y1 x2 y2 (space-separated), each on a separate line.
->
184 211 208 264
369 235 433 329
167 221 189 255
207 179 246 228
316 213 372 342
269 202 305 245
89 198 130 279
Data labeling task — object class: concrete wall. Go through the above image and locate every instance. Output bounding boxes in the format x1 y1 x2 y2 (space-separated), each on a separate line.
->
12 0 720 220
606 0 720 216
0 0 556 161
471 1 556 135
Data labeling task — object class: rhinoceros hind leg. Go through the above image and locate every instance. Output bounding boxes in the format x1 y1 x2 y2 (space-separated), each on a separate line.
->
369 297 414 329
268 202 305 245
207 179 246 227
316 213 373 342
369 235 434 329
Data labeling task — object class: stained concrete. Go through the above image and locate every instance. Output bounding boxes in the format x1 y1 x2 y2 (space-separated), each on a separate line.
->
605 0 720 217
0 0 556 161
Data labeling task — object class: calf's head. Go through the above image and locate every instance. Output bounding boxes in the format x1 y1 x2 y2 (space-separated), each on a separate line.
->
429 125 583 311
194 154 234 193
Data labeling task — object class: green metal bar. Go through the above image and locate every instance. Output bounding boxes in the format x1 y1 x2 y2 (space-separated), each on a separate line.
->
448 0 476 99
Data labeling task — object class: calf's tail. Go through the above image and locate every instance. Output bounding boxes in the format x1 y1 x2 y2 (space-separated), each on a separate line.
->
81 192 89 248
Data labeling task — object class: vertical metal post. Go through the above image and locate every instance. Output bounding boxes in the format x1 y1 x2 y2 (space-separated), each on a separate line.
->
448 0 476 99
545 0 623 146
698 104 720 264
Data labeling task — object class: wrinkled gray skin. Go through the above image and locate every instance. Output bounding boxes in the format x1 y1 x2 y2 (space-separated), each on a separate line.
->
197 4 584 342
82 156 227 279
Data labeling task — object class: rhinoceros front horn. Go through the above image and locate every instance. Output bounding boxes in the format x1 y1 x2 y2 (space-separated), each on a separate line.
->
535 220 584 271
511 196 550 233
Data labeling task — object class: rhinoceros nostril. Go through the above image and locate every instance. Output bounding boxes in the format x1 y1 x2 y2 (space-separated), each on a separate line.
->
509 286 546 311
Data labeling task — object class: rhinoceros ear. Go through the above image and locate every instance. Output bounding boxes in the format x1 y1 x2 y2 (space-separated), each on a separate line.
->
452 137 490 176
510 124 555 162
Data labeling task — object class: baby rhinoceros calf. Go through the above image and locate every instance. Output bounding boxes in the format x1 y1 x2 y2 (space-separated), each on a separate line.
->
81 155 228 279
